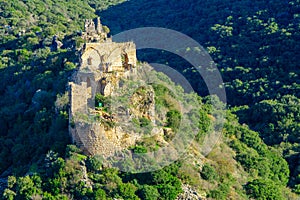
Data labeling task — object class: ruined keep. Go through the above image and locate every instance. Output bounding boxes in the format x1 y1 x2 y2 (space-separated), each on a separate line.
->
69 18 141 156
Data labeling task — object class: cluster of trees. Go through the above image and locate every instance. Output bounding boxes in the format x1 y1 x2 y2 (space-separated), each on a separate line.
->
2 145 183 200
100 0 300 105
225 112 290 199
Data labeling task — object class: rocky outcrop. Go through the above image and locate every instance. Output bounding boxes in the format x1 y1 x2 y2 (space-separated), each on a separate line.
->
176 184 205 200
130 86 155 122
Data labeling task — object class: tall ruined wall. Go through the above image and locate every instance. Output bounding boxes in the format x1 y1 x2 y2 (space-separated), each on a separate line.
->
69 82 87 145
70 82 88 115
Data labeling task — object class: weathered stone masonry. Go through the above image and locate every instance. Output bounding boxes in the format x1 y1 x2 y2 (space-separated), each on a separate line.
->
69 18 138 156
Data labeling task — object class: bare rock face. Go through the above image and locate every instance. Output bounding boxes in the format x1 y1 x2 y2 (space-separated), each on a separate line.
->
130 86 155 122
176 185 205 200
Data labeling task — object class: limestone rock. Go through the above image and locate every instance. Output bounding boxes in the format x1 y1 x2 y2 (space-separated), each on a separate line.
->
130 86 155 121
176 184 205 200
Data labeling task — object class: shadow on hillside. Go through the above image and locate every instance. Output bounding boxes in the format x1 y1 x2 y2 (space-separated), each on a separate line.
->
97 0 224 39
98 0 187 34
97 0 218 96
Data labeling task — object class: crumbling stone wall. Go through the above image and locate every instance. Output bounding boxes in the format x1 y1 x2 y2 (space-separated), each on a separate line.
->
69 18 139 156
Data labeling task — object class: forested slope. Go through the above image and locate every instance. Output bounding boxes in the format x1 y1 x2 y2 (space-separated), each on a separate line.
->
0 0 299 199
100 0 300 191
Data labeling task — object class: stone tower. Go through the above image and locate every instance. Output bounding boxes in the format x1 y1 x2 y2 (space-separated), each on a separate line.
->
96 17 103 34
82 17 108 42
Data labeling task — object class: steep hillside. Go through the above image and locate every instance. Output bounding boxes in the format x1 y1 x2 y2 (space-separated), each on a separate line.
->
100 0 300 104
99 0 300 191
0 0 299 199
1 63 296 199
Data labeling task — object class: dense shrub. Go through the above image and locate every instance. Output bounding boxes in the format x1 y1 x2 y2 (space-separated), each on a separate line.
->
200 164 219 182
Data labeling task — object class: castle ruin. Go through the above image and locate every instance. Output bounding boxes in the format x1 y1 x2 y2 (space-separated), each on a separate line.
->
69 18 140 156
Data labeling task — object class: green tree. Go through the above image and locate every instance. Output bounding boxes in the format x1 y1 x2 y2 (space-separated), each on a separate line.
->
86 155 103 172
200 164 219 182
117 183 139 200
137 185 159 200
166 110 181 131
15 175 42 200
245 179 284 200
94 188 107 200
